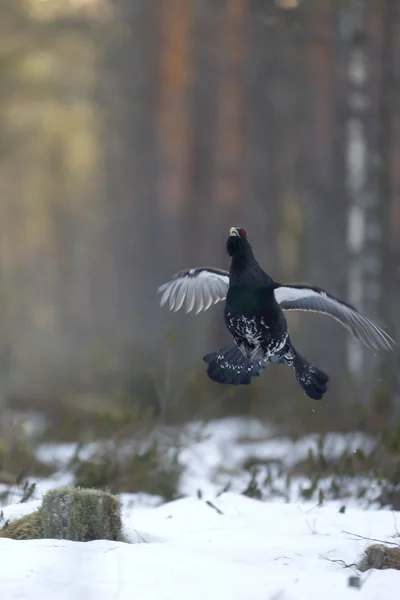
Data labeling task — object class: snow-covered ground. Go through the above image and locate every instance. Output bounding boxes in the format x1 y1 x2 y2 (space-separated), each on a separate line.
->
0 418 398 598
0 492 399 599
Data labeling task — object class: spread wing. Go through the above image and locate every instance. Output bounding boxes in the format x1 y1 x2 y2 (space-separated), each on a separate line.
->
274 284 394 350
158 267 230 314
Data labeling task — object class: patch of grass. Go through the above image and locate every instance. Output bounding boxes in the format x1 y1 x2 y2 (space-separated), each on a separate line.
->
242 467 263 500
0 511 42 540
235 427 400 507
305 434 400 507
72 438 182 501
0 439 53 484
0 417 56 508
0 475 38 508
0 419 56 485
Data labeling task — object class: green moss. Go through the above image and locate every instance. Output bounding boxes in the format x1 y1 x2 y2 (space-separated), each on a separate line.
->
40 486 123 542
0 511 42 540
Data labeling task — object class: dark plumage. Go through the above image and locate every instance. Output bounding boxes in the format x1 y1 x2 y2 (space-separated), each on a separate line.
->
158 227 395 400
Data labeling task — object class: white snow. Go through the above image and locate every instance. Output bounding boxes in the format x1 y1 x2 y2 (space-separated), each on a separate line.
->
0 492 399 599
1 499 42 523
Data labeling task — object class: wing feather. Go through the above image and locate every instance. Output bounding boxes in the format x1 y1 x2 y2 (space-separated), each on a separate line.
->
168 279 181 311
203 285 214 311
275 284 394 350
195 284 205 315
184 281 196 313
158 267 230 314
172 280 187 312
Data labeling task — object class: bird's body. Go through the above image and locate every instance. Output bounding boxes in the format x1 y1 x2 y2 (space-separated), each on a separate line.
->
225 286 287 360
224 228 287 358
158 227 394 400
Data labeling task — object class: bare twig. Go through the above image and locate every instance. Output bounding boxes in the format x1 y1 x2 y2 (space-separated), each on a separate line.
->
342 530 400 547
297 507 318 535
322 556 359 573
216 482 231 498
205 500 223 515
132 529 147 543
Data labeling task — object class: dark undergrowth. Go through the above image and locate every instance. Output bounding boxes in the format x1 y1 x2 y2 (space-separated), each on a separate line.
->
239 427 400 510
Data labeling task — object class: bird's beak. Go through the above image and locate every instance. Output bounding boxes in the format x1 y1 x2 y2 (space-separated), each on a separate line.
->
229 227 239 237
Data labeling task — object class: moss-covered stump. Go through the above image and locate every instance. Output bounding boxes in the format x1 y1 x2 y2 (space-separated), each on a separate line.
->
41 487 122 541
0 486 124 542
0 511 42 540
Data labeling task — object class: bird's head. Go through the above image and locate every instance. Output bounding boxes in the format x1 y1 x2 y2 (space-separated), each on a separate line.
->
226 226 250 257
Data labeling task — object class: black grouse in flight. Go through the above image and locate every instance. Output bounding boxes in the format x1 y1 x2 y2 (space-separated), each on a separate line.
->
158 227 394 400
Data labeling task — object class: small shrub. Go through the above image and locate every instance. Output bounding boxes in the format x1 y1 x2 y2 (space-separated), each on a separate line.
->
72 439 182 501
242 467 263 500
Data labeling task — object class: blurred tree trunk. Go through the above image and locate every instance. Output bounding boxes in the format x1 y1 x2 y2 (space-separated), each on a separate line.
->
213 0 247 224
0 176 13 396
387 0 400 413
345 1 382 400
186 0 220 254
180 1 227 360
345 1 398 412
299 1 349 411
376 0 400 419
157 0 192 265
245 5 280 273
99 1 160 372
210 0 247 347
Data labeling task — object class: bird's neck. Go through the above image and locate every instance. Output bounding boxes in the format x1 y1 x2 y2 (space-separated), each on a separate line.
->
229 251 273 288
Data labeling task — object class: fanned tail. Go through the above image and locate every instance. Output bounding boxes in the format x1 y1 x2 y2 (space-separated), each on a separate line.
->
292 348 329 400
203 344 267 385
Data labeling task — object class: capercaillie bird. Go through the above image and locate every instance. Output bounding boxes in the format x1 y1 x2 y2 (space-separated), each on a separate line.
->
158 227 394 400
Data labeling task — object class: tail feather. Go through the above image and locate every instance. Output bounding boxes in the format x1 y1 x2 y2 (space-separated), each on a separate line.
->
292 349 329 400
203 344 267 385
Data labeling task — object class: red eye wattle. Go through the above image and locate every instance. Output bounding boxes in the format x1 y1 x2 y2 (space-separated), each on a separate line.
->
241 229 247 237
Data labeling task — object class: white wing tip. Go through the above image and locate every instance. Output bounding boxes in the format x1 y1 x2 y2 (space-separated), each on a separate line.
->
157 283 168 294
